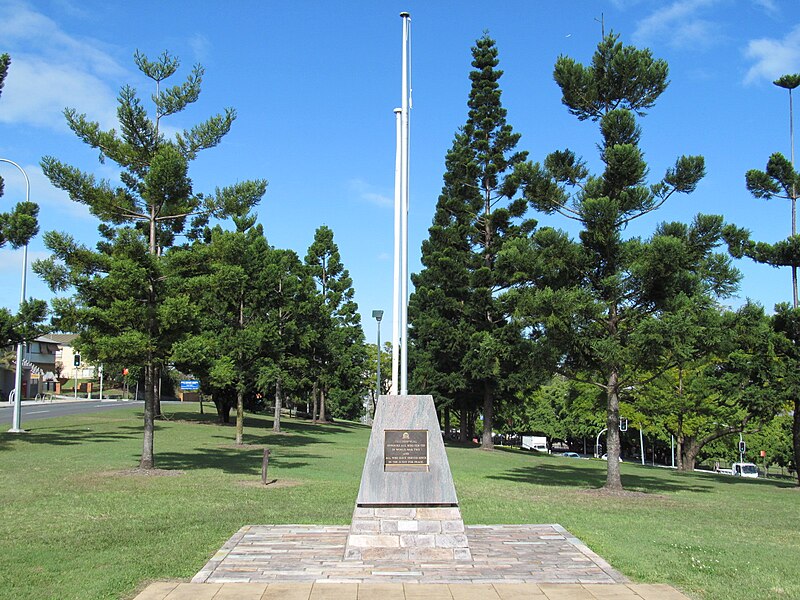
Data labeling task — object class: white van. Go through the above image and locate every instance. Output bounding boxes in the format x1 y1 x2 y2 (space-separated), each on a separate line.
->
522 436 549 453
731 462 759 478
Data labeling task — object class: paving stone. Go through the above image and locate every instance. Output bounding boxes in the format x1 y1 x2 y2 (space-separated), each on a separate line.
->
492 583 548 599
262 582 315 599
356 583 406 599
581 583 641 599
448 583 501 599
537 583 595 599
132 582 180 600
407 548 455 561
402 583 453 599
164 583 221 600
626 584 691 600
211 583 268 599
310 582 359 599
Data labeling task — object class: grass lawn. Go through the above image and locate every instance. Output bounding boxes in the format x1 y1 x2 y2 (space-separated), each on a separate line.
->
1 405 798 600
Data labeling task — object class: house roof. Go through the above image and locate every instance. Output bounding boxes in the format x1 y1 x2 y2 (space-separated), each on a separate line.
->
38 333 79 345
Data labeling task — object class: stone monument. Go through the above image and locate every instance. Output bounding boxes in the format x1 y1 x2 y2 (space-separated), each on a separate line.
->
344 394 471 561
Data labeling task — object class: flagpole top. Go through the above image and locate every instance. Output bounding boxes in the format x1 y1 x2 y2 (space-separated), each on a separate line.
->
400 12 410 18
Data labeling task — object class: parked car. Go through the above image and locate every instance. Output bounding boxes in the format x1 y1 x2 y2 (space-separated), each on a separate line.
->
731 462 759 478
562 452 581 458
601 453 623 462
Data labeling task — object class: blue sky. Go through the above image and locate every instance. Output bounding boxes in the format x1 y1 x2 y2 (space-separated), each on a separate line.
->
1 0 799 343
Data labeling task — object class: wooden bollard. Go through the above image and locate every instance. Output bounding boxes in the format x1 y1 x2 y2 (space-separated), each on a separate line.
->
261 448 271 485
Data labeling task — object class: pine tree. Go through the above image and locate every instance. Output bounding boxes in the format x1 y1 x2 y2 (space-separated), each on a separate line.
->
410 35 535 450
35 51 266 468
257 247 319 433
519 33 739 489
304 226 366 421
723 72 800 486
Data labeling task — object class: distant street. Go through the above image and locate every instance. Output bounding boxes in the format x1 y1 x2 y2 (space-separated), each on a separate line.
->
1 400 144 426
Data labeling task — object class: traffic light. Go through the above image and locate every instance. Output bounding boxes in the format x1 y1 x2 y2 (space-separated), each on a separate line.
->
739 440 746 454
73 353 81 367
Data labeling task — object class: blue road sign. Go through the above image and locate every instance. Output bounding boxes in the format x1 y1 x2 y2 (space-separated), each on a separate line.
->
180 380 200 391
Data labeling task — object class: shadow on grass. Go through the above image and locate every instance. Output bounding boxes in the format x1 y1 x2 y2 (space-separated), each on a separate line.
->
2 423 145 447
156 446 327 475
488 462 718 494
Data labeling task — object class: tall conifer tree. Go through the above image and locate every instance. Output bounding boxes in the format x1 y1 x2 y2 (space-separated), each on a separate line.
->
410 35 535 450
35 51 265 468
304 226 366 421
519 33 738 489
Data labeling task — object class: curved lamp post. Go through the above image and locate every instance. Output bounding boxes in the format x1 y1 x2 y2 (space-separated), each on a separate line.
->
0 157 30 433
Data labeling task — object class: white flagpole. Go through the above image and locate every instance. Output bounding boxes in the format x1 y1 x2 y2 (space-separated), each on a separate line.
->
391 107 402 395
399 11 411 395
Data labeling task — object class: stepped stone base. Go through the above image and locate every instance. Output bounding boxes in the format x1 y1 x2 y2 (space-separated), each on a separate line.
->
344 506 472 561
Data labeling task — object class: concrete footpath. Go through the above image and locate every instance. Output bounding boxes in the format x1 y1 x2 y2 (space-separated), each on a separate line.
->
133 524 691 599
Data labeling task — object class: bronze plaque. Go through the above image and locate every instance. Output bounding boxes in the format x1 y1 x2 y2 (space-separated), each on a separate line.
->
384 429 428 470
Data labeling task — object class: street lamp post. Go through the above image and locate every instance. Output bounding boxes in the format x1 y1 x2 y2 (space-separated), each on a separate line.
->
774 74 800 307
0 158 30 433
372 310 384 409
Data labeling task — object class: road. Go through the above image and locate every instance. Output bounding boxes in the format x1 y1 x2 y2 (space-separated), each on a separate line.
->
1 400 144 426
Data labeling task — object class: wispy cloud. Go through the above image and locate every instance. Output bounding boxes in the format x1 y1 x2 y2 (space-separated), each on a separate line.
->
349 178 393 208
189 34 211 63
1 162 93 221
0 1 123 131
0 247 51 275
632 0 721 50
753 0 778 15
744 24 800 85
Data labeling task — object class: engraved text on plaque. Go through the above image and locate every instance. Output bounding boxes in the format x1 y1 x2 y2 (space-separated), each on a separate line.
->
384 430 428 471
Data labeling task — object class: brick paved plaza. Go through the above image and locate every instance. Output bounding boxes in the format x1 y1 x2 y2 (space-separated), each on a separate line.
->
133 523 691 599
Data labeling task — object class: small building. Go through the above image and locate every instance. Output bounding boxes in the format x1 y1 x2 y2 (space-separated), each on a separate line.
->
0 333 95 400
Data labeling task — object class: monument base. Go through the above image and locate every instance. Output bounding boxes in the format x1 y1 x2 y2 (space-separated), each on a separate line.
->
345 506 471 561
345 394 471 561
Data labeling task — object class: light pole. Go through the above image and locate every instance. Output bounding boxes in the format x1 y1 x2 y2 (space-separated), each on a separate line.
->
0 158 30 433
372 310 384 407
774 74 800 307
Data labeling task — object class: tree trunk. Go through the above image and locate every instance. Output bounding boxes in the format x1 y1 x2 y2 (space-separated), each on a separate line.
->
444 408 451 440
312 380 318 423
680 437 701 472
468 411 475 440
273 376 282 433
319 387 326 423
459 406 468 443
140 362 155 469
676 435 685 471
481 381 494 450
235 387 244 445
604 369 623 490
214 397 231 423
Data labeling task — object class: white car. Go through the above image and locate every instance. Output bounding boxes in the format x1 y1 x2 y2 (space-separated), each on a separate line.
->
601 453 623 462
731 462 759 478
